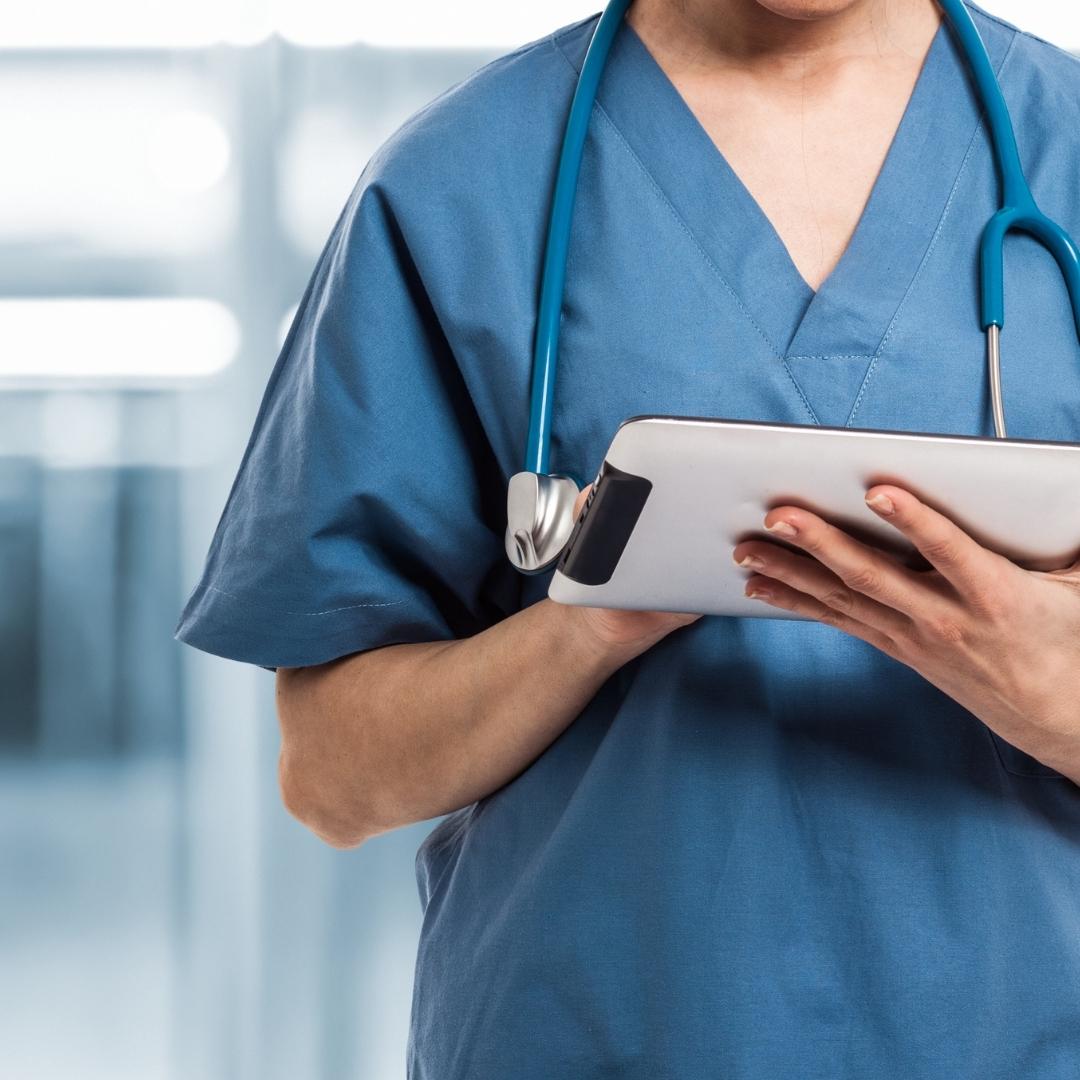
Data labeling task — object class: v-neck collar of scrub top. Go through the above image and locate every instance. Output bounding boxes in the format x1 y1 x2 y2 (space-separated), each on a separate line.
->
554 9 1017 425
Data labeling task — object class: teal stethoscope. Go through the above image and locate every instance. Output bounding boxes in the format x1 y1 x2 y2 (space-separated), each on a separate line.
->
505 0 1080 573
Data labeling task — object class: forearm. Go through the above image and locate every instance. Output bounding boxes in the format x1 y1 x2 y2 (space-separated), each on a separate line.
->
276 599 646 847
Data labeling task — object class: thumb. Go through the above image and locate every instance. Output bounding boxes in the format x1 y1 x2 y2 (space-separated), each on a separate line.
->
1045 553 1080 578
572 483 593 520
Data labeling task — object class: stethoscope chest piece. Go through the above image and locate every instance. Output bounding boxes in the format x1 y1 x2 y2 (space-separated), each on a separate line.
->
505 471 581 573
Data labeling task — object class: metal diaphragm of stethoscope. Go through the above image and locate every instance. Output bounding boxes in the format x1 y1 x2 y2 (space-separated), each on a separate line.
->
504 0 1080 574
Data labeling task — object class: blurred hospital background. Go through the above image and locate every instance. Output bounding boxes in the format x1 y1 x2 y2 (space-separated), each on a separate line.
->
0 2 1076 1077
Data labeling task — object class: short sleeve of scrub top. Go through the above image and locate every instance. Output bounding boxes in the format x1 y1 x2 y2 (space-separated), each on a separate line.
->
174 155 523 670
177 7 1080 1080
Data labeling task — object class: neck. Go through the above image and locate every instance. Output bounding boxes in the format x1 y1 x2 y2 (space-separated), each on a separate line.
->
626 0 942 79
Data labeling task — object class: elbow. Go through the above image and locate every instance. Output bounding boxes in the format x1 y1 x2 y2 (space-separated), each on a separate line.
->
277 749 376 851
276 664 380 849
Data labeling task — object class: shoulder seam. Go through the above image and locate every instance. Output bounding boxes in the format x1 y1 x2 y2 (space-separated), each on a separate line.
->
968 1 1080 69
550 13 600 76
1012 28 1080 68
967 0 1021 37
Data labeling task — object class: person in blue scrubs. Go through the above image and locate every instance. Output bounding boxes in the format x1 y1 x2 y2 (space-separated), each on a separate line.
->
177 0 1080 1075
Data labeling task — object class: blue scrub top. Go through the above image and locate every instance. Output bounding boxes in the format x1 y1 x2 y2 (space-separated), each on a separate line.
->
177 5 1080 1076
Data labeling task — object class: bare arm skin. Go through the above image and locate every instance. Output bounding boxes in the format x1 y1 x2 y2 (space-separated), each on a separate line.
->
276 490 699 848
278 473 1080 852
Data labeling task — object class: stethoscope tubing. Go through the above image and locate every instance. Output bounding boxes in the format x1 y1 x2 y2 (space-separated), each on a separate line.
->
525 0 633 475
523 0 1080 467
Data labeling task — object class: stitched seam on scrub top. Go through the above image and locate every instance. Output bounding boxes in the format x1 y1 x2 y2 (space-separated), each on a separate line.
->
548 17 599 67
787 353 873 361
973 6 1071 67
847 30 1020 428
202 581 407 618
589 105 820 425
778 362 820 424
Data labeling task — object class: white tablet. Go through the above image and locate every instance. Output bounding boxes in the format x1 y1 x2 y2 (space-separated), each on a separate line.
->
547 416 1080 620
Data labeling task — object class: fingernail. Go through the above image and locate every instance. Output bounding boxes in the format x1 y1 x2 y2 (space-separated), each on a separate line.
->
765 520 798 538
737 554 765 571
746 587 772 601
865 492 895 516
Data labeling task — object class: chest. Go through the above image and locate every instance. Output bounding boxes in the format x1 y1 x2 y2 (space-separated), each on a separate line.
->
541 115 1080 483
443 27 1080 486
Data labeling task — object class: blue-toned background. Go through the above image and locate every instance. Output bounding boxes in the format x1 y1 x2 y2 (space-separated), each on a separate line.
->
0 2 1075 1077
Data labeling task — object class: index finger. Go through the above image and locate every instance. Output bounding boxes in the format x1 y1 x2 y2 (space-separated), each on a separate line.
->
863 484 1010 601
